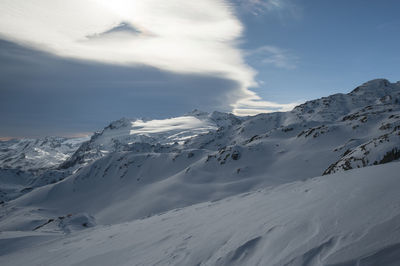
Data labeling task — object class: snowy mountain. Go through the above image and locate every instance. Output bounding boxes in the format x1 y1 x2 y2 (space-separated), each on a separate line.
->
0 136 88 202
1 78 400 265
0 136 88 171
59 111 241 170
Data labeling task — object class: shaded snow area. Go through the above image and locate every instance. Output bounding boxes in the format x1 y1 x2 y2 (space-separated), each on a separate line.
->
1 79 400 265
1 162 400 265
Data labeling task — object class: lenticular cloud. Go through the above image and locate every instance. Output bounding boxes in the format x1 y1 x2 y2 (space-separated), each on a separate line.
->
0 0 294 115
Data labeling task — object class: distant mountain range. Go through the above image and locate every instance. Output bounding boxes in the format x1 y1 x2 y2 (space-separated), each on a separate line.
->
0 136 88 171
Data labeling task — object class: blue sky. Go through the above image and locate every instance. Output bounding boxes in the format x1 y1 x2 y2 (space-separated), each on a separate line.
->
0 0 399 138
239 0 400 103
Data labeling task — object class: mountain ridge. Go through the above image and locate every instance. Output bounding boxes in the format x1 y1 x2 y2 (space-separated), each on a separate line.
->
1 79 400 208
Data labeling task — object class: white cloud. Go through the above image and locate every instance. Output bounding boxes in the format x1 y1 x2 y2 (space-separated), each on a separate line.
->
130 116 216 135
0 0 297 116
236 0 302 20
247 45 298 69
0 1 250 82
231 91 300 115
236 0 289 15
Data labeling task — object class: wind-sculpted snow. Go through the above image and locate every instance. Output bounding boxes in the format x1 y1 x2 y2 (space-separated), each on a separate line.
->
1 162 400 266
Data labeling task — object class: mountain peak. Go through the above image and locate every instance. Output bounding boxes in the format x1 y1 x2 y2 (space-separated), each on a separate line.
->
349 78 394 95
185 109 209 117
105 117 131 130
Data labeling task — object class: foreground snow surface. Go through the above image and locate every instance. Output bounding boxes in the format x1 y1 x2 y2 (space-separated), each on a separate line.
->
1 162 400 266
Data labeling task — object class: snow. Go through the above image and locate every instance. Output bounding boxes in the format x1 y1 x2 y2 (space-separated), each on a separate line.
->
0 136 88 171
1 162 400 265
1 79 400 265
0 136 89 202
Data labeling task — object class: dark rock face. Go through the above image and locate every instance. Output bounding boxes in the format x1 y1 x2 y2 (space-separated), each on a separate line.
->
231 150 240 160
379 148 400 164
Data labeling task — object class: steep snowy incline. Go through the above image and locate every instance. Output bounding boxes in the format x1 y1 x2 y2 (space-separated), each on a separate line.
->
0 136 88 171
184 78 400 174
291 78 400 122
1 162 400 266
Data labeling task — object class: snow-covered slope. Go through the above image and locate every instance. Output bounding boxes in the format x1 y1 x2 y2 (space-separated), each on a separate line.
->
1 162 400 266
0 136 89 203
0 136 88 171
